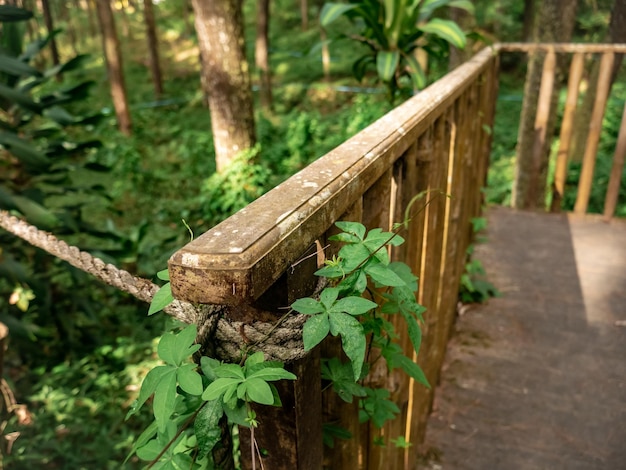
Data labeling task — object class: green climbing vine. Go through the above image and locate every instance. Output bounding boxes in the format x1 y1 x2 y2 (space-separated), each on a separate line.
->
127 214 430 468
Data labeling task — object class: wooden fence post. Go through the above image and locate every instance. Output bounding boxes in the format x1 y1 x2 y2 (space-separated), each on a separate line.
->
551 52 584 212
574 51 615 214
603 102 626 220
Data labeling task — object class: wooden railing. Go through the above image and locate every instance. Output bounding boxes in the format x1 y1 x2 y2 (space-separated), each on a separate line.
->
169 47 498 469
498 43 626 218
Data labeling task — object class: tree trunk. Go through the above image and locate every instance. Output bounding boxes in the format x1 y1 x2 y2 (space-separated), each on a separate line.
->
58 0 78 55
255 0 272 109
512 0 577 209
570 0 626 163
191 0 256 172
522 0 535 42
143 0 163 98
41 0 60 67
301 0 308 30
95 0 132 135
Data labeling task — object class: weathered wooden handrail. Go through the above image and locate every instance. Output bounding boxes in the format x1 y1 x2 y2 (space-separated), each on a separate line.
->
169 46 499 469
169 46 498 306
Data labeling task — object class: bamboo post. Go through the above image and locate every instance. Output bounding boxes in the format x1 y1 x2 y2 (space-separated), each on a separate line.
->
603 102 626 220
574 52 615 214
551 52 584 212
528 47 556 205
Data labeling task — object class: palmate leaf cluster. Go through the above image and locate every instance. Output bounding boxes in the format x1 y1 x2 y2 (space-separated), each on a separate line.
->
127 323 296 468
292 220 429 432
320 0 474 101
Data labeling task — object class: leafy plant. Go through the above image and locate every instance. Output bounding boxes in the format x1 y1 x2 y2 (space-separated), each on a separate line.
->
320 0 474 101
133 215 431 465
458 218 499 304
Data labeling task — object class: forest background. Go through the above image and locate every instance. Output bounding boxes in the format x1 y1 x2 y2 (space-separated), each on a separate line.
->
0 0 624 468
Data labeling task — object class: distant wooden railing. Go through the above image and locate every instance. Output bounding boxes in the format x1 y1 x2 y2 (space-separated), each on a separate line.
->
498 43 626 218
169 47 499 469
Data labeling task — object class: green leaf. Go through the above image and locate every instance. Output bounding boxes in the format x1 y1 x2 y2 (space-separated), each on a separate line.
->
365 263 407 287
291 297 324 315
360 388 400 428
244 351 266 368
223 401 248 427
153 368 178 432
214 363 246 380
303 313 330 351
320 287 339 309
395 353 430 388
419 18 467 49
242 378 274 405
200 356 221 381
321 358 367 403
335 221 366 240
388 262 418 291
11 195 59 230
136 439 163 461
0 83 41 113
448 0 475 14
177 363 203 396
247 367 297 382
202 377 240 401
338 243 371 271
195 399 224 457
314 264 345 278
0 132 48 170
403 52 427 90
157 330 177 365
332 296 378 315
329 312 366 380
173 323 199 364
400 309 422 356
0 5 33 22
157 269 170 281
43 106 77 126
376 50 400 82
0 54 41 77
320 2 359 27
124 421 158 463
126 365 170 419
149 282 173 315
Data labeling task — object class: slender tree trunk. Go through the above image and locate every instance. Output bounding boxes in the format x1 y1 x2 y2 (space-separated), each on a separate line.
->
522 0 535 42
191 0 256 172
143 0 163 98
41 0 60 66
570 0 626 163
255 0 272 109
512 0 577 209
301 0 308 30
95 0 132 135
117 0 133 41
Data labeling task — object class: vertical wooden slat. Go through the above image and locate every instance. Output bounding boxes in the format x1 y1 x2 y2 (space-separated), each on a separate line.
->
551 52 585 211
603 102 626 219
574 51 615 214
241 245 323 470
527 47 556 205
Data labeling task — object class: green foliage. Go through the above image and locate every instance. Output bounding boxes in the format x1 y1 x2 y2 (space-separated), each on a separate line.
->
293 219 429 431
127 325 296 467
320 0 473 101
458 218 500 304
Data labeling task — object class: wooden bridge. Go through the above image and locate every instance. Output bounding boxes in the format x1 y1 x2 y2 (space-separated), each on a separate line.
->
168 44 626 469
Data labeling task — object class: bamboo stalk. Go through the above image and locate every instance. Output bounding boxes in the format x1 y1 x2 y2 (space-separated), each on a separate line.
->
574 52 615 214
603 103 626 220
551 52 584 212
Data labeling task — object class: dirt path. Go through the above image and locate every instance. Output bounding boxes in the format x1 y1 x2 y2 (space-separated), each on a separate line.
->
420 207 626 470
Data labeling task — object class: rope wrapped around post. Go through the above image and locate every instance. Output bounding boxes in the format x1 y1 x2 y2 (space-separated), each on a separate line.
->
0 210 308 363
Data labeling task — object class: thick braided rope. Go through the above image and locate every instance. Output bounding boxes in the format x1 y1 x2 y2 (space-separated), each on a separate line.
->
0 210 306 362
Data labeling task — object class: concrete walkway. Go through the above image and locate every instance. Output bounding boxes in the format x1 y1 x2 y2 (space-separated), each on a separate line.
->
421 207 626 470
